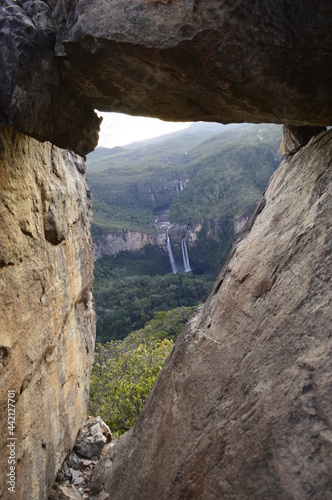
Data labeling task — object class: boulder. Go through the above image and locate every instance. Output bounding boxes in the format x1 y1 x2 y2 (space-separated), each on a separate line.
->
75 417 112 459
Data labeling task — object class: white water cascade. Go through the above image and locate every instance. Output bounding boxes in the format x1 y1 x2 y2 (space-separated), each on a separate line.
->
181 238 191 272
167 229 177 273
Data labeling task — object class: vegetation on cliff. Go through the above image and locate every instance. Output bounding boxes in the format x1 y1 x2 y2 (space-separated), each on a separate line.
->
87 123 282 342
88 123 282 439
168 124 281 225
89 307 195 435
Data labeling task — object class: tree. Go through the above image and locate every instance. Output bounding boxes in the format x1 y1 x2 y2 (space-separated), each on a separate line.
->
88 334 173 436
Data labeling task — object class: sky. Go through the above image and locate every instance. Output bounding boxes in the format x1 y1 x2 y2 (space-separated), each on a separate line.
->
97 112 192 148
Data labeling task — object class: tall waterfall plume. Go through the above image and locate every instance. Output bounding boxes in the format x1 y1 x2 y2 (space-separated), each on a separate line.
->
181 237 191 272
167 228 177 273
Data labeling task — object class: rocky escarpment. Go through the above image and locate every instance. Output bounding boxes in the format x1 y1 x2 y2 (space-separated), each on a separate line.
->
0 126 95 499
93 229 166 260
91 131 332 499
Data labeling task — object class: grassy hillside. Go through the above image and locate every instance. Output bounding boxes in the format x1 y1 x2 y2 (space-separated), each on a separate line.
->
86 123 281 236
169 124 281 225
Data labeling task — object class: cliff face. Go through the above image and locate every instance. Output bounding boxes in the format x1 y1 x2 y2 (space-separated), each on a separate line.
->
93 229 166 260
92 131 332 499
0 126 95 499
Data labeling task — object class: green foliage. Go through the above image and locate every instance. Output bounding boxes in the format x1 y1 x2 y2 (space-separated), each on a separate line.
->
89 337 173 436
86 123 281 236
94 268 214 343
94 249 171 286
88 307 195 436
168 125 281 226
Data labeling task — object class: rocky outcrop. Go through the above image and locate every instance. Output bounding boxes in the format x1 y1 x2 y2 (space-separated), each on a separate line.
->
0 126 95 499
91 130 332 499
233 215 249 235
2 1 332 154
49 417 113 500
279 125 326 156
93 229 166 260
1 2 332 499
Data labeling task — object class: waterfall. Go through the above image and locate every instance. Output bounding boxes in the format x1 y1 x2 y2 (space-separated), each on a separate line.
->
167 229 177 273
176 181 184 192
181 238 191 272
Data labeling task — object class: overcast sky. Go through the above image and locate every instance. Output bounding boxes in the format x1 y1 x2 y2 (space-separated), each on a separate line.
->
97 112 192 148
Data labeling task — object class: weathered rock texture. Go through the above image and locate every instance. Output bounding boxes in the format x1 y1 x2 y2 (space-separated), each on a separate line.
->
2 1 332 154
0 0 100 156
279 125 327 156
55 0 332 128
0 126 95 499
94 229 167 260
91 130 332 499
1 1 332 499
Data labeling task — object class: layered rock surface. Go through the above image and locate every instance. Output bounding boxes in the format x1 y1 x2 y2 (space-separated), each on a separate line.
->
94 229 167 261
0 126 95 499
91 131 332 499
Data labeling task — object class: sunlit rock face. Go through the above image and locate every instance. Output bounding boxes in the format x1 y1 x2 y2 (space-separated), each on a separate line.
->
91 131 332 499
0 126 95 499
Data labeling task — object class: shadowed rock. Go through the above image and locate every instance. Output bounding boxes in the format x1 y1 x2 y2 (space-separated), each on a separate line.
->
56 0 332 130
0 0 100 156
279 125 327 156
1 1 332 153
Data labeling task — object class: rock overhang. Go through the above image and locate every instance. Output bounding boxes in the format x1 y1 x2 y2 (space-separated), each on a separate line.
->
1 0 332 155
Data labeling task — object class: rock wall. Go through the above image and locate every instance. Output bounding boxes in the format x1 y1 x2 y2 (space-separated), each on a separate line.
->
0 126 95 499
91 131 332 499
0 1 331 499
93 229 166 260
